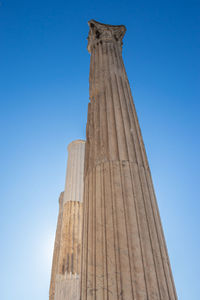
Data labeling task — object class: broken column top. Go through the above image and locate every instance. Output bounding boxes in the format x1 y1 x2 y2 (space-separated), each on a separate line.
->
67 139 85 150
87 19 126 53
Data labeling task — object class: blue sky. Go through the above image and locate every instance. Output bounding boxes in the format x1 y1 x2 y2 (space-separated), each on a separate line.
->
0 0 199 299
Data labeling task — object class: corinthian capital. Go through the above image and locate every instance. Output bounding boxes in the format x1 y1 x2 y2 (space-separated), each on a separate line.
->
87 19 126 53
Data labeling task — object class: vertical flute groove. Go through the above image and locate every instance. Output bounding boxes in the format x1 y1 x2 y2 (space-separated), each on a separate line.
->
110 43 130 160
109 162 120 297
119 162 134 299
104 42 119 161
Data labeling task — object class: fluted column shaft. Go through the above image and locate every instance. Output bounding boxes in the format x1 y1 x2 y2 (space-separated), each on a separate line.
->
64 140 85 204
49 192 64 300
50 140 85 300
57 140 85 277
81 20 177 300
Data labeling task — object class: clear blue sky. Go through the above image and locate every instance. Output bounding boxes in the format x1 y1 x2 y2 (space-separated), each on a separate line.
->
0 0 199 299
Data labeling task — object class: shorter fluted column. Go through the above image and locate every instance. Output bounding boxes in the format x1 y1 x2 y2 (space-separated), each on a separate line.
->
49 192 64 300
51 140 85 300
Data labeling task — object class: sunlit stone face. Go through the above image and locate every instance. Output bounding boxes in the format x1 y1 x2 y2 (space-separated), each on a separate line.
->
49 141 85 300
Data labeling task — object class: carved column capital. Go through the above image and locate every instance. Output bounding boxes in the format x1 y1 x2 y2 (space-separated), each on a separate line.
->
87 19 126 53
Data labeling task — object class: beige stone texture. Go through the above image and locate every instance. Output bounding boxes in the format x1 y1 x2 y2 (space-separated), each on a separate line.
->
54 273 80 299
81 20 177 300
57 201 83 276
49 140 85 300
49 192 64 300
64 140 85 203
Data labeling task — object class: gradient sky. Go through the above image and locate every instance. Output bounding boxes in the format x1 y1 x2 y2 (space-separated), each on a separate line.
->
0 0 199 299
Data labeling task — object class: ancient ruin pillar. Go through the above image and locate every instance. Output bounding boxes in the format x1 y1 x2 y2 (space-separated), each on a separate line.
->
49 192 64 300
81 20 177 300
49 139 85 300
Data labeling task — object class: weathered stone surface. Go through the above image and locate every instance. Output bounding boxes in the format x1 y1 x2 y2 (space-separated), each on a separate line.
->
81 20 177 300
57 201 83 276
54 274 80 300
49 140 85 300
49 192 64 300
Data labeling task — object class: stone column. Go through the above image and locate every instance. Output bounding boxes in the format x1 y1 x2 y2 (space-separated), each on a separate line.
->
49 192 64 300
81 20 177 300
49 140 85 300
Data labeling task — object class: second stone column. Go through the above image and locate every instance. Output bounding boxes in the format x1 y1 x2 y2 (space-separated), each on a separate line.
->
51 139 85 300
